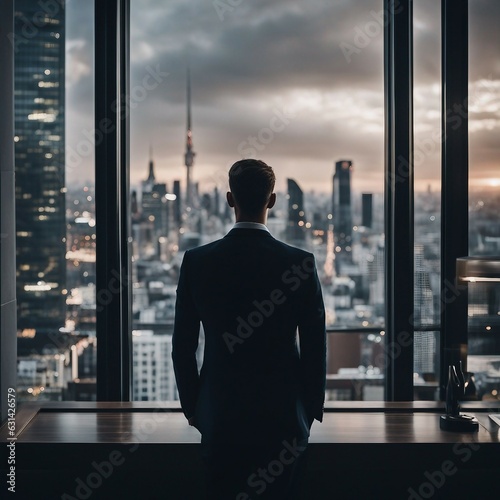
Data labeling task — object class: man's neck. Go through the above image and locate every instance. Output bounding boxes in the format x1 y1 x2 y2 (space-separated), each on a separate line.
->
235 211 267 225
235 216 266 224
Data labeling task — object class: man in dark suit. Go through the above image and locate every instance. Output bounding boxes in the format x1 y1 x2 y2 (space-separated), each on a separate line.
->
172 159 326 499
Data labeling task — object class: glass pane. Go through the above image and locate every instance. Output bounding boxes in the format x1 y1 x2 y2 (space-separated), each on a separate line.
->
15 0 96 402
468 0 500 402
130 0 384 402
412 0 441 400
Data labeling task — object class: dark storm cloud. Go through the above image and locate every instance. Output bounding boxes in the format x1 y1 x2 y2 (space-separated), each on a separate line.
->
130 0 386 103
66 0 95 184
66 0 93 40
470 0 500 80
127 0 390 189
66 0 500 190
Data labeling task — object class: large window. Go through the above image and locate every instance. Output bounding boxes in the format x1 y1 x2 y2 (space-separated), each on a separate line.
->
9 1 496 405
467 0 500 402
129 0 385 401
14 0 96 402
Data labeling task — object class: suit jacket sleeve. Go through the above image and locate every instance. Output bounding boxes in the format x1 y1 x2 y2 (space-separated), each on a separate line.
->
171 250 201 419
298 254 326 424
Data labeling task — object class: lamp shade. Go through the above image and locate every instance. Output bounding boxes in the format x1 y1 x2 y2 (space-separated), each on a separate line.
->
456 256 500 283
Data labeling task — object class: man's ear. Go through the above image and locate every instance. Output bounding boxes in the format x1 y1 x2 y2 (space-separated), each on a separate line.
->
227 191 235 207
267 192 276 209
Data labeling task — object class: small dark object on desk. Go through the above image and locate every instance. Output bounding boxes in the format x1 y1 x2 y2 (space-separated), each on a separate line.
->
440 364 479 432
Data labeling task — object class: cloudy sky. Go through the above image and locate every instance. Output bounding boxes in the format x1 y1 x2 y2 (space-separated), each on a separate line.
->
65 0 500 194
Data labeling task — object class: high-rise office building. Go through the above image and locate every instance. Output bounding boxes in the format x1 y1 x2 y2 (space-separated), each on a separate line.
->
133 331 178 401
213 186 220 217
332 160 353 267
172 180 182 228
414 244 437 375
286 178 307 244
141 152 168 237
132 328 205 401
362 193 373 229
142 147 156 191
14 0 67 333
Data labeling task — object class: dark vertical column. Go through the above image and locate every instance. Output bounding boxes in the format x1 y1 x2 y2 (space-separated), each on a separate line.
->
440 0 468 399
0 0 17 422
384 0 414 401
119 0 132 400
95 0 131 401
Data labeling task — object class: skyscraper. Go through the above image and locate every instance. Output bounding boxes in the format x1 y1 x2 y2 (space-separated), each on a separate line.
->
332 160 353 267
141 150 168 237
172 180 182 228
133 331 178 401
362 193 373 229
286 178 306 244
414 244 437 375
142 146 156 191
184 68 195 208
14 0 66 333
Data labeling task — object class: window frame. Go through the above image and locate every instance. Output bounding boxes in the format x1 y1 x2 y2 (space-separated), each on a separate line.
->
95 0 132 401
92 0 469 402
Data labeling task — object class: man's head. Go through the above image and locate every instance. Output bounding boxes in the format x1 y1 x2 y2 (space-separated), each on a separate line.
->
227 159 276 220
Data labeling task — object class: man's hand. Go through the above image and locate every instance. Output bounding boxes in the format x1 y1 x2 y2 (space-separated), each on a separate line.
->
308 415 315 429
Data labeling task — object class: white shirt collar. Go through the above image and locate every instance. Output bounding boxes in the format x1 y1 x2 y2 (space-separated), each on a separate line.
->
232 221 270 232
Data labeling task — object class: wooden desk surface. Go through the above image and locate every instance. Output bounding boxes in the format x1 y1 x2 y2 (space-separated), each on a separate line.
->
2 401 499 445
2 402 499 499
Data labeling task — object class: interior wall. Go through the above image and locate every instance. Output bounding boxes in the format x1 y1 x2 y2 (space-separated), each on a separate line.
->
0 0 17 423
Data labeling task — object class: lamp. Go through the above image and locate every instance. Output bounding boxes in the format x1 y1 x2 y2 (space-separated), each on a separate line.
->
460 256 500 430
456 256 500 283
439 256 500 432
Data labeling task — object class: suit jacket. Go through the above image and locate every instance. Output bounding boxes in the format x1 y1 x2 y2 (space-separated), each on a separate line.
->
172 227 326 446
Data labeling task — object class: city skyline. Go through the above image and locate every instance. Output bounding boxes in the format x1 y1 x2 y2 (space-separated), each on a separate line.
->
65 0 500 194
10 0 499 407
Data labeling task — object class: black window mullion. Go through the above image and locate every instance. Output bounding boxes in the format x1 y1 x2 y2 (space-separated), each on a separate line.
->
119 0 132 401
384 0 414 401
440 0 469 400
95 0 131 401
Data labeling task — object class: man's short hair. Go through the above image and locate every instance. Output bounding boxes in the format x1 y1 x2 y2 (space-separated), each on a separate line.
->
228 159 275 216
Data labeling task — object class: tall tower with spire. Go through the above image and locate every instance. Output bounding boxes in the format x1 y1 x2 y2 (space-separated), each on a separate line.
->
147 145 155 183
143 145 156 193
142 148 168 239
184 67 196 207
